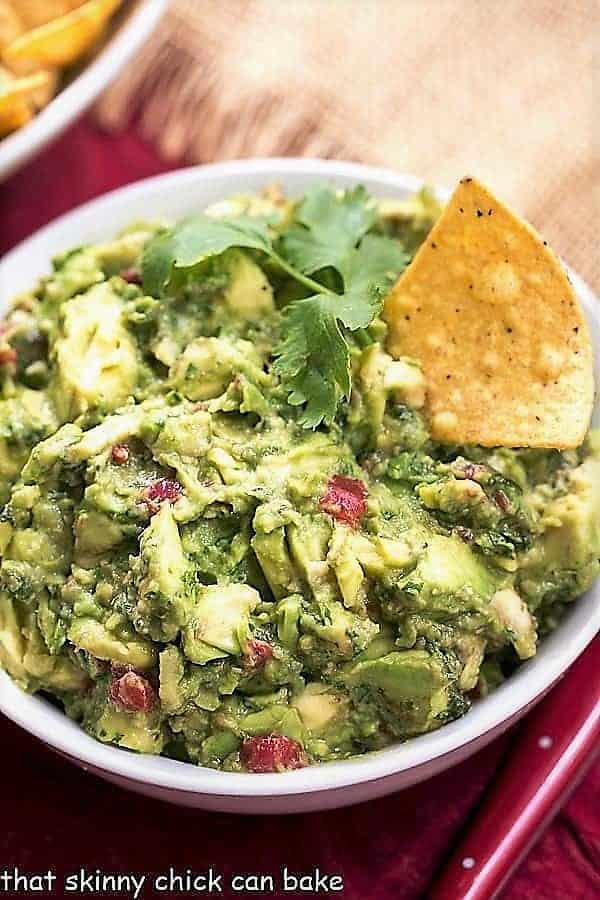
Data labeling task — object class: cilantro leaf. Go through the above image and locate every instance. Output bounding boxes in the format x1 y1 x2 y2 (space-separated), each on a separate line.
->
280 185 377 275
339 234 409 297
337 235 409 327
142 215 272 295
273 294 351 427
273 234 409 426
141 232 178 298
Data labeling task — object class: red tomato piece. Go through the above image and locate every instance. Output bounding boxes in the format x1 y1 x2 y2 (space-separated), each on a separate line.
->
109 671 156 712
143 478 182 514
240 734 306 773
319 474 367 527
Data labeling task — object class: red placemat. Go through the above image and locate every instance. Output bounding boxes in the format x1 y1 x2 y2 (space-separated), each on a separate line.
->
0 121 599 900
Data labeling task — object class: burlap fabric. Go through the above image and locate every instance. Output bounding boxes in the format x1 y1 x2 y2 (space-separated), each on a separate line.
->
96 0 599 291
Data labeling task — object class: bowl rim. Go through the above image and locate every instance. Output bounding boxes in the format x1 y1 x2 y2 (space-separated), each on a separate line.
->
0 0 168 181
1 156 599 799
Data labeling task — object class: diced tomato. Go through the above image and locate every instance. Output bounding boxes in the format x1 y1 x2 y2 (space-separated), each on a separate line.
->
110 444 130 465
493 489 511 512
143 478 182 514
109 671 156 712
240 734 306 773
455 526 474 544
119 267 142 285
319 474 367 528
0 346 17 366
243 639 273 670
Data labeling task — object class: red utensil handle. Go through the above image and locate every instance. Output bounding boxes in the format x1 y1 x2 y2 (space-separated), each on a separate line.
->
429 635 600 900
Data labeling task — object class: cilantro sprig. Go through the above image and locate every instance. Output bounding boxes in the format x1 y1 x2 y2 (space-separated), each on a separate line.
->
142 185 409 426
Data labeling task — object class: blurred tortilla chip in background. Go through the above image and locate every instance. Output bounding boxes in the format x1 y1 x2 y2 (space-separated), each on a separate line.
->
0 92 30 136
0 1 23 51
3 0 121 69
0 65 51 134
0 0 121 135
385 176 594 449
17 1 86 30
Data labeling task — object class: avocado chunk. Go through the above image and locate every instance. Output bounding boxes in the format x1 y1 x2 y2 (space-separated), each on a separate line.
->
158 645 186 714
415 532 499 600
44 246 104 305
219 249 274 320
21 608 87 691
182 583 260 664
94 226 159 275
0 597 87 691
348 649 445 703
380 531 507 650
292 683 353 758
327 526 365 610
1 488 74 605
54 282 138 417
0 389 57 503
275 594 302 649
91 703 164 754
356 345 426 441
68 617 156 670
19 423 82 485
489 589 537 659
293 683 344 734
65 408 143 464
0 594 27 683
133 503 189 641
518 437 600 617
346 532 414 578
169 336 265 402
181 513 251 583
346 649 458 737
252 526 299 600
74 509 128 557
299 598 379 664
159 645 240 715
241 704 306 743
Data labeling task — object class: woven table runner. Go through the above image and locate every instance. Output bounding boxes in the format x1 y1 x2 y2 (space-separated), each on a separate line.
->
96 0 598 288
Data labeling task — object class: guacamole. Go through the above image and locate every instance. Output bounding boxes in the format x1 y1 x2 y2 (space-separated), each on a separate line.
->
0 185 597 773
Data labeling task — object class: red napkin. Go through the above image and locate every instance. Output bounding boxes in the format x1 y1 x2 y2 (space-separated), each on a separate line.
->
0 121 598 899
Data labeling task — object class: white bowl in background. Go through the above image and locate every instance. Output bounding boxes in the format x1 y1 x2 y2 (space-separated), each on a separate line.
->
0 0 167 181
0 159 598 813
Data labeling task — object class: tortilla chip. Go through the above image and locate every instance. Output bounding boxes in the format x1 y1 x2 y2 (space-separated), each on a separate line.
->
384 176 594 449
29 67 59 108
0 65 39 134
0 96 31 136
16 1 86 30
2 0 121 69
0 67 51 116
0 1 22 52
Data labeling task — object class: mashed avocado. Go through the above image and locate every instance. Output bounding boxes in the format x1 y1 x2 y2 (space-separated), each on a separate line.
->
0 187 597 773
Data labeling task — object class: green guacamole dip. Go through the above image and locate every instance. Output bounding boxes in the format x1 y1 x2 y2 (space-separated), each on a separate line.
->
0 185 598 772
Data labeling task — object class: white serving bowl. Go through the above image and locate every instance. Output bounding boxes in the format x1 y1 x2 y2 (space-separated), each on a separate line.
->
0 0 167 181
0 159 598 814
